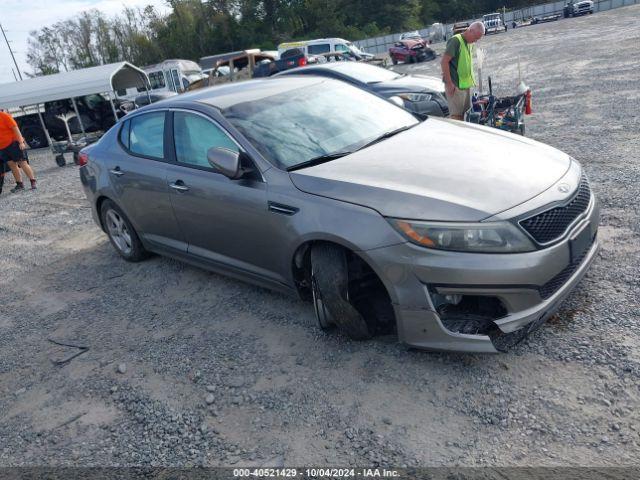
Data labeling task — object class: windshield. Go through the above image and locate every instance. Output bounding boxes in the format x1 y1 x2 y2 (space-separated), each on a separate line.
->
223 82 418 170
328 62 403 83
347 42 365 54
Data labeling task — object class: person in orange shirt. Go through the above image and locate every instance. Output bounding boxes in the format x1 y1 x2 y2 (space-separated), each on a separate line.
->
0 109 37 194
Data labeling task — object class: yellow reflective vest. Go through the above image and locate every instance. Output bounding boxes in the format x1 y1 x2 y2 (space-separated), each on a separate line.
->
454 34 475 89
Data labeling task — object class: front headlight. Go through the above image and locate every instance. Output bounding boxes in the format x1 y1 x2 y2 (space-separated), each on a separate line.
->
389 219 536 253
398 92 433 103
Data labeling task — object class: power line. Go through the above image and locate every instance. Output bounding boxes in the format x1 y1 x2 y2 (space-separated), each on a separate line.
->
0 22 23 80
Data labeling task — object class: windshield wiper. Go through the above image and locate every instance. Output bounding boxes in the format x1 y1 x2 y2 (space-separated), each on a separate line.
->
286 151 352 172
356 124 416 151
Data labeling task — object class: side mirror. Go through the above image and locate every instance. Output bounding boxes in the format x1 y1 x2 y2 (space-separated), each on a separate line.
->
207 147 242 179
389 96 405 108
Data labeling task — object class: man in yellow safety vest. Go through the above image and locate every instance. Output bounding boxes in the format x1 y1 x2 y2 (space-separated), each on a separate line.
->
440 22 485 120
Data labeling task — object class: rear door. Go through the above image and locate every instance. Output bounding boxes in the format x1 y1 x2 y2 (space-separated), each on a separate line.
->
107 111 186 252
165 110 285 285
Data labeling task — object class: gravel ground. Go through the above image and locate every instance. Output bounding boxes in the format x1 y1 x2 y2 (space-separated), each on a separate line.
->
1 6 639 469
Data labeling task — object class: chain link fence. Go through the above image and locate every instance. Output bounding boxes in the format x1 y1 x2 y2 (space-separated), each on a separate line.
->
354 0 639 55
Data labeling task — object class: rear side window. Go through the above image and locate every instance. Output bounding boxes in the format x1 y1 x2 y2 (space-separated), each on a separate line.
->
119 120 130 149
308 43 330 54
128 112 165 159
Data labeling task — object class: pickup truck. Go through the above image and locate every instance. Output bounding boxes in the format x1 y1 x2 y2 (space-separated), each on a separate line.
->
563 0 594 17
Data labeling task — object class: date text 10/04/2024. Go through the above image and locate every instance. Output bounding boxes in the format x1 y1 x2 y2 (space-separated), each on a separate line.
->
233 468 401 478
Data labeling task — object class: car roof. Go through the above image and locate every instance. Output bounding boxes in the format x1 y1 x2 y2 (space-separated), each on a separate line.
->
143 76 326 110
278 61 372 76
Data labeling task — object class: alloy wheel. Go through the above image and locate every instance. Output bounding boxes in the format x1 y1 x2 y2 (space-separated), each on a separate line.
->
106 209 133 256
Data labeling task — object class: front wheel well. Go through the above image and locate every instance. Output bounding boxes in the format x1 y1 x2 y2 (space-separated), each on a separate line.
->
292 240 396 334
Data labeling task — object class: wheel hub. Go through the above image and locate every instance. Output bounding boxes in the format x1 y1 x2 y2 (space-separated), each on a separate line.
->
106 209 133 256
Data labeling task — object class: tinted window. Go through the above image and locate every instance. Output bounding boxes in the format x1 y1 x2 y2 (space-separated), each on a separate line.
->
173 112 238 169
308 43 330 54
129 112 165 159
224 82 417 169
149 71 166 90
119 120 130 149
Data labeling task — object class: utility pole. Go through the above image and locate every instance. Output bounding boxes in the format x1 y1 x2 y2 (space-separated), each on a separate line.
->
0 22 23 80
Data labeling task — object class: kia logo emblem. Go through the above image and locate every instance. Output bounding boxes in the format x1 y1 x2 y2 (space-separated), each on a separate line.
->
558 183 571 193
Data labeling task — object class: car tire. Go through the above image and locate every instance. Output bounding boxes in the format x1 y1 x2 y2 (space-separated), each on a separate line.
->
23 127 47 149
392 56 398 65
310 244 372 341
311 263 335 331
55 154 66 167
100 199 150 262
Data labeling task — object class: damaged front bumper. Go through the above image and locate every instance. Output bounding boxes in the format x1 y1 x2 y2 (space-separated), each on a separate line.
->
361 198 599 353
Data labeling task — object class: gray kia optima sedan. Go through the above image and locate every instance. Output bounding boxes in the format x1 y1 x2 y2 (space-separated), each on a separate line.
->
79 76 599 353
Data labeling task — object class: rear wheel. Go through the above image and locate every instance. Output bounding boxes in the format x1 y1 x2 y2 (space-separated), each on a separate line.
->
100 200 150 262
310 244 372 340
23 127 47 149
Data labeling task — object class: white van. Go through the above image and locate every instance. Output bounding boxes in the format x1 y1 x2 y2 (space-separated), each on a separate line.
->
277 38 373 60
482 13 507 34
115 59 207 100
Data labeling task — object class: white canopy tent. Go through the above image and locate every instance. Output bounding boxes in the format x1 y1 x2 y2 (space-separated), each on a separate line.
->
0 62 149 148
0 62 149 109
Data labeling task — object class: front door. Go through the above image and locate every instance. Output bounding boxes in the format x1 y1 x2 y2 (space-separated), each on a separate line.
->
165 110 285 285
107 110 186 252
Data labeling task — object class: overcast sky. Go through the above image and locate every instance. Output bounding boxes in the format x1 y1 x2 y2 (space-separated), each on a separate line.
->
0 0 171 84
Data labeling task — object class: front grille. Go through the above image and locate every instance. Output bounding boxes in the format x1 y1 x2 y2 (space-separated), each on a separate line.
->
520 174 591 244
539 235 595 299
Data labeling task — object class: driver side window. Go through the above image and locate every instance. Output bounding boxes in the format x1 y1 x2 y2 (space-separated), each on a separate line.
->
173 111 239 169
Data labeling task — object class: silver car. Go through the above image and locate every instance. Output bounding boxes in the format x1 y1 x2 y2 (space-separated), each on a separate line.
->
79 76 599 353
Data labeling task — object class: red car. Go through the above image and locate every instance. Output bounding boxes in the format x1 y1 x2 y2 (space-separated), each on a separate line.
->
389 39 436 65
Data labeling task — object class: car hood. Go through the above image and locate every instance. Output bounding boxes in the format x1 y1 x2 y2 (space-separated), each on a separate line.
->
289 119 572 222
374 74 444 95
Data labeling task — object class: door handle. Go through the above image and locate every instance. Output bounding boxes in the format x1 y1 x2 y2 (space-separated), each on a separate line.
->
109 167 124 177
169 181 190 192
